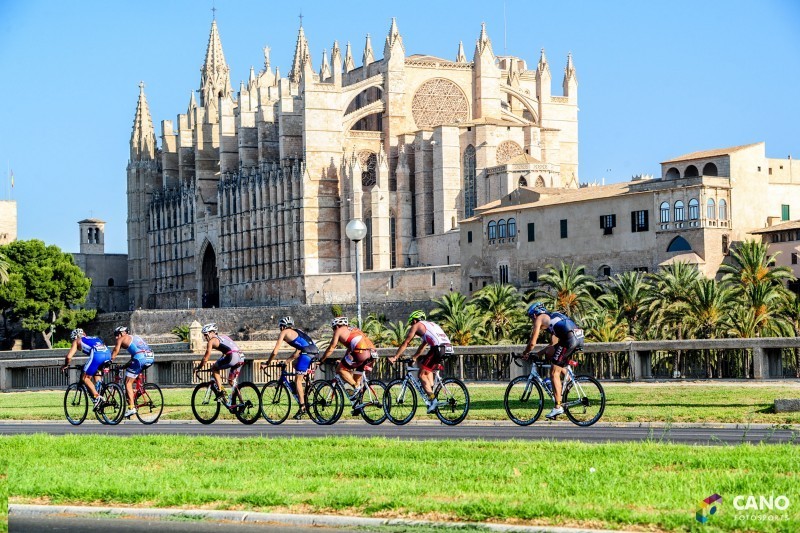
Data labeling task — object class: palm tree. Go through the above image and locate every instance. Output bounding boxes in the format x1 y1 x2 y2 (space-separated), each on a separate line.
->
430 292 486 345
720 240 794 289
361 312 388 346
581 306 627 379
683 278 735 378
471 283 524 343
779 292 800 377
384 321 411 348
534 262 599 319
601 271 649 339
644 261 702 374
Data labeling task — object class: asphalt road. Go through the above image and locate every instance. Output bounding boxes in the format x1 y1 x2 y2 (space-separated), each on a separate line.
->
0 420 796 445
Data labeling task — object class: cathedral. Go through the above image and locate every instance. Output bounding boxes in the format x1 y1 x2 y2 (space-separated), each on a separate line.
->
127 18 579 308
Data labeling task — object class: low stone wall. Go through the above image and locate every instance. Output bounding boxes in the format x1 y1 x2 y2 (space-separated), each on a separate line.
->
774 399 800 412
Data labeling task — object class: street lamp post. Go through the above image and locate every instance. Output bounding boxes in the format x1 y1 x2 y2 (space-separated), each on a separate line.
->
345 219 368 328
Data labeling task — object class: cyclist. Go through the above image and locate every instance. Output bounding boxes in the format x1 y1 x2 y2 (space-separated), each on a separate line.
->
319 316 376 410
389 310 453 413
523 302 585 419
195 323 245 405
60 328 111 411
110 325 155 418
263 316 319 419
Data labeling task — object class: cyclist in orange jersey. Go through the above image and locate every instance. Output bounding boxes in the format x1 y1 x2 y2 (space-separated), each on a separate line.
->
319 316 376 400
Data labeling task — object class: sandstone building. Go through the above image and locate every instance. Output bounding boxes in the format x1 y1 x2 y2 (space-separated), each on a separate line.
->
127 18 579 308
460 142 800 291
72 219 129 312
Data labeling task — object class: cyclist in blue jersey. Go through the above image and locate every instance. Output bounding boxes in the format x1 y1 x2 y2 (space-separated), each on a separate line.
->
110 325 155 418
195 323 245 405
263 316 320 419
523 302 585 419
60 328 112 411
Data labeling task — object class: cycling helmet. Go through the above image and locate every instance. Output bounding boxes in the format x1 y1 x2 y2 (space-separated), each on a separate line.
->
526 302 548 318
279 316 294 329
201 323 218 335
407 310 426 325
114 325 129 336
330 316 349 328
70 328 85 341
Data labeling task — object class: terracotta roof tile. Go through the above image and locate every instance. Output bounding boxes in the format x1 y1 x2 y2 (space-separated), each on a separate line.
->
661 142 763 164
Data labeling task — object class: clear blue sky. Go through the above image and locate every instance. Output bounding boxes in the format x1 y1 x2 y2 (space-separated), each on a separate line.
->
1 0 799 254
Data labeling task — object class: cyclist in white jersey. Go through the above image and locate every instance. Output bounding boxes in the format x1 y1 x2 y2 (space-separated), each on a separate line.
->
195 323 245 405
389 310 453 413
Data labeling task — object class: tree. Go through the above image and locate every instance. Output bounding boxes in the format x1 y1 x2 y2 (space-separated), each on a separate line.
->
471 283 524 343
0 240 95 348
601 271 649 339
534 262 599 319
430 292 485 346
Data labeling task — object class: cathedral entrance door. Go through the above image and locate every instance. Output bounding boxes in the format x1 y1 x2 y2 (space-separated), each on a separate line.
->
201 245 219 308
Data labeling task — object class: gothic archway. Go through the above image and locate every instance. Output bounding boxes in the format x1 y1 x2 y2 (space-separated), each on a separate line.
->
201 244 219 308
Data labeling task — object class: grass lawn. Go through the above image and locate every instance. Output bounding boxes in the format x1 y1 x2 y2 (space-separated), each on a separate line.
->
2 435 798 532
1 382 799 424
0 459 6 533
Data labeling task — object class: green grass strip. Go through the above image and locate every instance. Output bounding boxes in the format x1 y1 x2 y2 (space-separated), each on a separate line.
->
2 383 799 424
1 435 798 532
0 457 6 533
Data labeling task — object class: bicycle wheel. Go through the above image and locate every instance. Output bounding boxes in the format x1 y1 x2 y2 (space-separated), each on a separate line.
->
435 378 470 426
191 382 221 424
64 383 88 425
135 383 164 424
359 380 387 425
562 375 606 427
384 379 417 425
98 383 125 425
504 376 544 426
260 380 291 424
233 382 261 425
309 380 343 425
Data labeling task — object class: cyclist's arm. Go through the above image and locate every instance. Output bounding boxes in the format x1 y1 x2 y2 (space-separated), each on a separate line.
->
266 330 288 365
110 338 124 361
62 340 80 369
197 338 216 368
319 331 341 362
524 316 546 356
286 348 300 363
391 323 421 363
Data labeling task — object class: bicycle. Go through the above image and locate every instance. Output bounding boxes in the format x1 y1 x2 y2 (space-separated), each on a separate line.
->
383 357 470 426
62 362 125 425
503 353 606 427
191 365 260 425
260 361 325 424
107 362 164 424
309 360 387 425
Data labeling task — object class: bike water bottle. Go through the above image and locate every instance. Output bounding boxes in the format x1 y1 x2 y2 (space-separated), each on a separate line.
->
543 378 552 393
96 378 103 394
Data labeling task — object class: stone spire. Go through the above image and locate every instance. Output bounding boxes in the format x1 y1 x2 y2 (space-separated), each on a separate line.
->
289 24 311 83
200 20 231 107
537 48 550 75
331 41 342 78
263 45 271 70
384 17 404 56
363 34 374 67
344 41 355 72
188 90 197 111
456 41 467 63
562 52 577 98
320 49 331 80
131 82 157 161
476 22 493 56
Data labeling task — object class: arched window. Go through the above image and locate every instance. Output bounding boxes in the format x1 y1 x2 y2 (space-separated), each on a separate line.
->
463 145 477 218
488 221 497 239
702 162 718 176
707 198 716 219
598 265 612 278
535 176 545 187
684 165 699 178
660 202 670 223
689 198 699 220
107 278 114 287
718 199 728 220
674 200 685 221
518 176 527 187
666 167 680 180
667 235 692 252
508 218 517 238
498 219 507 238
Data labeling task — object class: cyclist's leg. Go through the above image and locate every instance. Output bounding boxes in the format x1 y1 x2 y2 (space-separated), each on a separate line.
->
337 358 358 388
82 351 106 399
125 355 145 409
294 353 312 412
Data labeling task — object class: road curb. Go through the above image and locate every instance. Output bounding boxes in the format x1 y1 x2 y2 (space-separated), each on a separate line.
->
9 503 628 533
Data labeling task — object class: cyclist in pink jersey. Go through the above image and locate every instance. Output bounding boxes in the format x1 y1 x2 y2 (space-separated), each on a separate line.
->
390 310 453 413
319 316 376 399
195 323 245 405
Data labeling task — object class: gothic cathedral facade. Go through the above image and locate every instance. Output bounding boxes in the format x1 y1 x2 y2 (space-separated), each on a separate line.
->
127 19 578 308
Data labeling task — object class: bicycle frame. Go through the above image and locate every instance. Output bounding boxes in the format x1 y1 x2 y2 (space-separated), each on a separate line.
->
266 363 313 406
196 370 246 411
331 371 380 410
396 365 443 403
523 358 595 410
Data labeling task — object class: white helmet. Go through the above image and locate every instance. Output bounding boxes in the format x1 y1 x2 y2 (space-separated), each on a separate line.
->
330 316 349 328
70 328 85 341
201 323 217 335
279 316 294 329
114 325 129 336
